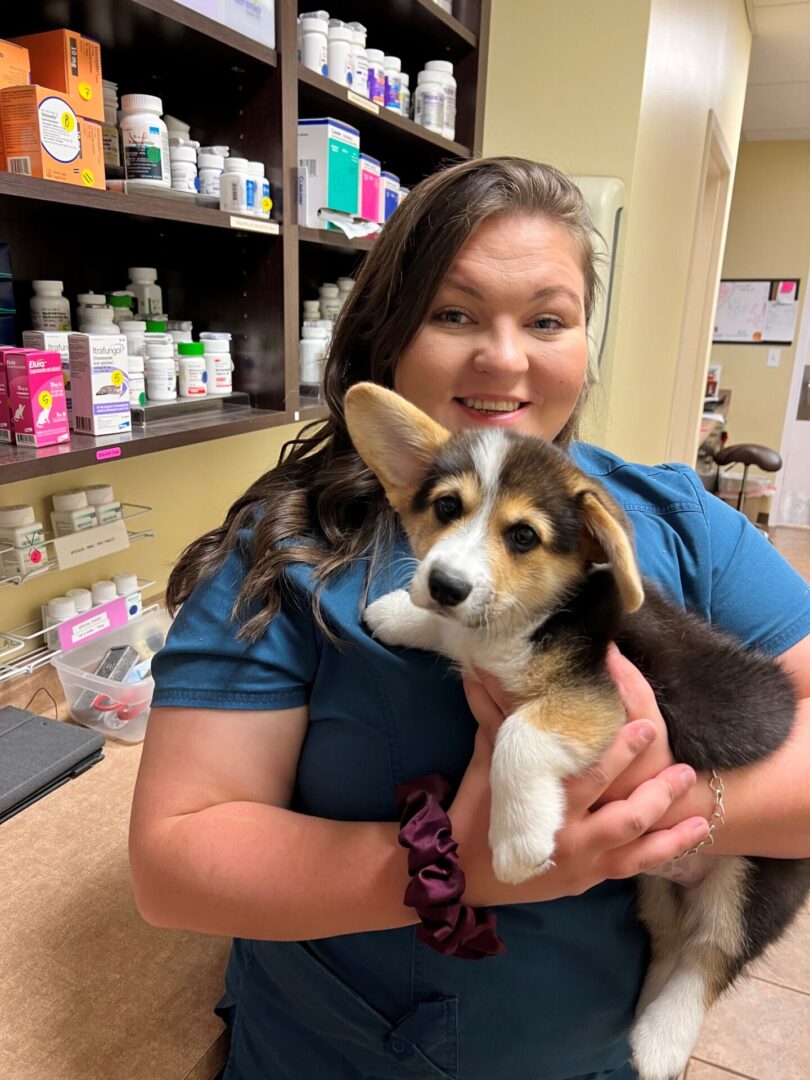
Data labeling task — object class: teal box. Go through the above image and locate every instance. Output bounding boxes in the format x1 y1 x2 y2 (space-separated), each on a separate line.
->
298 117 360 229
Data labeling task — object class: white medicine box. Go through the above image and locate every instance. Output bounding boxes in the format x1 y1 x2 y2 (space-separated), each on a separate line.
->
68 333 131 436
174 1 275 50
298 117 360 229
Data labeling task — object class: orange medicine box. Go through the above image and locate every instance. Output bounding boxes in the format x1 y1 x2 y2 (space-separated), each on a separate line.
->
0 38 32 170
0 85 104 189
11 30 103 123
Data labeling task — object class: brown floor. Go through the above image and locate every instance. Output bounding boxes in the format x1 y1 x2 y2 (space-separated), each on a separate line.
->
682 525 810 1080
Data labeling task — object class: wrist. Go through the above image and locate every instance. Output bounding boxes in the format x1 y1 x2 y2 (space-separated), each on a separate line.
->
652 769 716 833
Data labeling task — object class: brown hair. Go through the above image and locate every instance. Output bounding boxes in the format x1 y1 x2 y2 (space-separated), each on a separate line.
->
166 156 602 640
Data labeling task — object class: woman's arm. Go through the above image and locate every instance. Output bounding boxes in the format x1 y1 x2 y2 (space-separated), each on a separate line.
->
129 703 706 940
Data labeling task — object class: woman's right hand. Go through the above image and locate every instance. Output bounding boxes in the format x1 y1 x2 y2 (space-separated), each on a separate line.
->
449 720 711 906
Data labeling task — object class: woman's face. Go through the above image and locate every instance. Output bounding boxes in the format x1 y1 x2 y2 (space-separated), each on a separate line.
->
394 213 589 440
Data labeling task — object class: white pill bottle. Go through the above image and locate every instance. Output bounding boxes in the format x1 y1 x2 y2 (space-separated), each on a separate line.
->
120 94 171 188
200 333 234 396
425 61 456 141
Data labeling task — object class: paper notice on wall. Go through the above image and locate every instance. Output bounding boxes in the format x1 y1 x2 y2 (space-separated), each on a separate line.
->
763 300 798 344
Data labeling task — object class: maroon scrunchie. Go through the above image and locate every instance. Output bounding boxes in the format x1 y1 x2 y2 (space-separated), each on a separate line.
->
394 773 506 960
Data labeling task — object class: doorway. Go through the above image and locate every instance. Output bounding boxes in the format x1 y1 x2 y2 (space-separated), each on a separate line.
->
667 110 734 465
772 266 810 527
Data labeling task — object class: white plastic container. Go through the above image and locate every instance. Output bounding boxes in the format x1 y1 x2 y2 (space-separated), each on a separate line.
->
0 504 46 578
198 151 224 197
299 325 329 391
319 283 340 321
79 306 118 335
219 157 253 214
327 20 353 88
145 354 177 401
300 14 329 76
347 22 369 97
114 572 143 620
384 56 402 112
302 299 321 321
248 161 271 218
120 94 171 188
84 483 123 525
91 579 117 606
65 588 93 614
425 60 456 141
30 281 71 331
51 490 98 536
51 606 173 743
45 595 76 650
170 144 198 194
414 70 445 134
200 334 233 396
128 355 146 406
178 342 208 397
76 292 107 323
401 72 411 118
119 319 146 358
107 292 135 325
366 49 385 105
127 268 163 317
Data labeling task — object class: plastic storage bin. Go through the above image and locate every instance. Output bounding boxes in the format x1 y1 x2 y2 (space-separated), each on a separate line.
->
50 606 172 743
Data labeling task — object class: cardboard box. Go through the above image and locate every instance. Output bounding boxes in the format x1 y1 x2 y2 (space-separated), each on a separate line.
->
0 85 104 188
23 331 71 416
68 333 130 436
0 346 15 443
380 171 400 223
5 347 70 447
298 117 359 229
0 38 30 89
11 30 103 123
358 153 381 223
176 1 275 49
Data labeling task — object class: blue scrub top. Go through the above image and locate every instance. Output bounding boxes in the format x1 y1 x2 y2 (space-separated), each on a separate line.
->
151 444 810 1080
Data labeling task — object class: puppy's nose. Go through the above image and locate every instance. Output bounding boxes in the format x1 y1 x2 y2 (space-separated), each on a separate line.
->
428 568 472 607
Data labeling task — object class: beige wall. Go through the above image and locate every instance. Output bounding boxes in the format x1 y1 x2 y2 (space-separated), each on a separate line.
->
708 140 810 451
0 425 301 641
483 0 752 463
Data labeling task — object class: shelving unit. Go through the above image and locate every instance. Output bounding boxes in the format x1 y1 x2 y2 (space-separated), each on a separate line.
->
0 0 491 485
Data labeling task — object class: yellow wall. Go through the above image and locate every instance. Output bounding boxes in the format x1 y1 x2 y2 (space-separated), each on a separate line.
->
708 140 810 450
483 0 752 462
0 425 302 642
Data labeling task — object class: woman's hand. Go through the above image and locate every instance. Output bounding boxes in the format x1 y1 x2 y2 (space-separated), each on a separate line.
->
452 652 711 904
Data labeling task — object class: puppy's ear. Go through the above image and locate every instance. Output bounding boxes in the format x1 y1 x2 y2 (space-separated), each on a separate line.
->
344 383 450 506
579 489 644 612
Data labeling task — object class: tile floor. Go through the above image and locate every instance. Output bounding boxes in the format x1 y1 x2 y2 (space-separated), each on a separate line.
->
680 524 810 1080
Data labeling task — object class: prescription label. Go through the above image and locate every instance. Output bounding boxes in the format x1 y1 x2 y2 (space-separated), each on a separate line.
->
38 97 80 163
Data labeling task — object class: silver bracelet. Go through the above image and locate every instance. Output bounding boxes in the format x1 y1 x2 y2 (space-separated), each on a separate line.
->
675 770 726 859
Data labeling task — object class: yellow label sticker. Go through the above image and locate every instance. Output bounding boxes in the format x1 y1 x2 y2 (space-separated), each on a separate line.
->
81 169 95 186
61 111 76 132
111 370 124 386
37 390 52 409
79 81 93 101
261 196 273 212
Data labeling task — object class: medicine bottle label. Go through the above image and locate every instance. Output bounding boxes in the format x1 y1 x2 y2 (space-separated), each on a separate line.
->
123 128 168 181
38 98 80 163
245 178 257 211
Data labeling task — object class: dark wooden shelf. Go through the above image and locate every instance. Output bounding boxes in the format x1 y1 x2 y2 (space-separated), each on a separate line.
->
0 406 296 485
298 66 472 184
132 0 277 65
298 227 376 252
328 0 476 63
0 174 283 234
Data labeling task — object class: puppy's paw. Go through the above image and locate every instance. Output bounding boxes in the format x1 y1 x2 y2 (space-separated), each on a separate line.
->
489 829 558 885
363 589 414 644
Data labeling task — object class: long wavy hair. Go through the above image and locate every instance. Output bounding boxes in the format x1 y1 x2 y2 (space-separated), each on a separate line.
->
166 156 602 640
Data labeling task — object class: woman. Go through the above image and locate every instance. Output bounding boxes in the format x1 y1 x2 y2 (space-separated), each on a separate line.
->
129 157 810 1080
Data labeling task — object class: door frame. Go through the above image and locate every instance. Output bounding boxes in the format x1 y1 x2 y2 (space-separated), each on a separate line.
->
772 259 810 526
666 110 734 464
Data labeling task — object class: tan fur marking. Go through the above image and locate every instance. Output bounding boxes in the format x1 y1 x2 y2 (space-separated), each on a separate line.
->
515 665 625 752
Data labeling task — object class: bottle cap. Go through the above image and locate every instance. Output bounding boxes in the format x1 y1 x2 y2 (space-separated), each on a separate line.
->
121 94 164 115
178 342 205 356
128 267 158 282
107 293 133 308
114 573 139 596
91 580 117 605
65 588 93 613
53 490 89 512
84 484 115 507
0 504 36 527
47 596 76 620
425 60 454 74
32 280 64 292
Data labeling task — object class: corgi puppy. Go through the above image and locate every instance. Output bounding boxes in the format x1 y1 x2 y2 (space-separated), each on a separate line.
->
343 382 810 1080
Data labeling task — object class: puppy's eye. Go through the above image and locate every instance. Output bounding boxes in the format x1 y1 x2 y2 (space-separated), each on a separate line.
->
507 524 540 553
435 494 462 523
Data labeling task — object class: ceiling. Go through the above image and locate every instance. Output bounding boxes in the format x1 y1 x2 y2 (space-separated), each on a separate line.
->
743 0 810 140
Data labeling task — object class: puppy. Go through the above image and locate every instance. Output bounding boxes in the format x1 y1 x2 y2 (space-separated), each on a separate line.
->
343 382 810 1080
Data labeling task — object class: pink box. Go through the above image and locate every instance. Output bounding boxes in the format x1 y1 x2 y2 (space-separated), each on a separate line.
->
0 346 14 444
56 595 130 652
358 153 381 223
5 348 70 447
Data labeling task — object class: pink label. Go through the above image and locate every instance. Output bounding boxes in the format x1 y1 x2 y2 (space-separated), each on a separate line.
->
96 446 122 461
57 595 129 652
360 169 381 222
